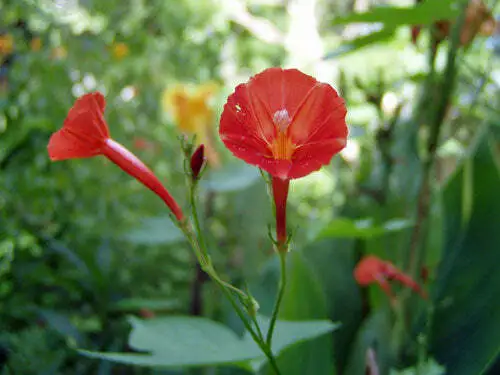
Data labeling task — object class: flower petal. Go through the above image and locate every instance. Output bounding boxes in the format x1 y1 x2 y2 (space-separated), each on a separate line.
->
248 67 318 120
287 138 346 179
48 92 109 160
219 82 274 166
288 83 347 146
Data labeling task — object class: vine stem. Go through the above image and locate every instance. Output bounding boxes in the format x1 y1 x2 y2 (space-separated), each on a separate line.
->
407 0 469 278
183 181 282 375
266 250 287 347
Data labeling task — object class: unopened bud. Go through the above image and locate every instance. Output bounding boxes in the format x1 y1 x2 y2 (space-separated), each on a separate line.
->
190 144 206 180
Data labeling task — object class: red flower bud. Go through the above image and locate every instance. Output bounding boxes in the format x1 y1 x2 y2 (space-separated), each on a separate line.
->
190 144 206 180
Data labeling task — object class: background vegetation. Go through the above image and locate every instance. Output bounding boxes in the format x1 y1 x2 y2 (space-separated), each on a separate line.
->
1 0 499 374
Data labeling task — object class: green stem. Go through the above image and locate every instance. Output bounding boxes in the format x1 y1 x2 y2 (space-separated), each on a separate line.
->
408 0 469 278
189 183 208 258
185 182 282 375
266 250 287 347
249 310 266 343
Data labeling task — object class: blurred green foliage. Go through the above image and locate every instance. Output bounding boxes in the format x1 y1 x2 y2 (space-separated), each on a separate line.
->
1 0 500 374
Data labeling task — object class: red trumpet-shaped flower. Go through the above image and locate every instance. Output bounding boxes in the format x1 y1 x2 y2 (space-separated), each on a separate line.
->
354 255 427 300
48 92 184 221
219 68 348 246
219 67 348 181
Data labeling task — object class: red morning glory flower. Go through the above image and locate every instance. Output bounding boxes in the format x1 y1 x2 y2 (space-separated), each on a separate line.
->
48 92 184 221
219 67 348 181
354 255 427 300
219 68 348 246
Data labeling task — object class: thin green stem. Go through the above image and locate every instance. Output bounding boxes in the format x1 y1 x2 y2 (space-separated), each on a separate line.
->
266 250 287 347
185 182 282 375
189 183 208 258
249 310 266 343
217 281 282 375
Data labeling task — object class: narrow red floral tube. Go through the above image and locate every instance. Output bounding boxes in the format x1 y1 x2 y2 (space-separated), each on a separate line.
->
271 177 290 247
102 139 183 221
47 92 184 221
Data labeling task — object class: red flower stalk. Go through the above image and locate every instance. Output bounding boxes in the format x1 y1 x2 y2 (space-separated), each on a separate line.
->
190 144 206 180
272 177 289 246
354 255 427 300
48 92 184 221
219 68 348 246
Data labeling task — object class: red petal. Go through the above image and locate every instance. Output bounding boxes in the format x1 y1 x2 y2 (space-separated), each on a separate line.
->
48 92 109 160
247 67 318 121
287 139 346 179
289 84 347 145
354 256 384 285
219 81 274 167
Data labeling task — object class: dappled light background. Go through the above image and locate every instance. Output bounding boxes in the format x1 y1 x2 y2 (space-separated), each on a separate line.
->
1 0 500 374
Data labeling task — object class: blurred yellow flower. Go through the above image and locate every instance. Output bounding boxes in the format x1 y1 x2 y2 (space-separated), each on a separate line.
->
30 37 42 51
51 46 67 60
162 82 220 166
0 34 14 55
112 42 129 60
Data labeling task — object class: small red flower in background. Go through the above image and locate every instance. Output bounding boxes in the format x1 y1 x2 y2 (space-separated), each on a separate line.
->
354 255 427 300
48 92 184 222
219 68 348 247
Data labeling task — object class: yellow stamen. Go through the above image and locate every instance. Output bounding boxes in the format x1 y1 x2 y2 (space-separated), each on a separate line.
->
270 108 295 160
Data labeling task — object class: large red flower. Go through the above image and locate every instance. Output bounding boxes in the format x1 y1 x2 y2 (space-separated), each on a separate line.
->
48 92 184 221
219 67 348 180
354 255 427 300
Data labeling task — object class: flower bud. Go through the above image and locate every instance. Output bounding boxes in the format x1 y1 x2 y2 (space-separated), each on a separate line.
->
190 144 206 180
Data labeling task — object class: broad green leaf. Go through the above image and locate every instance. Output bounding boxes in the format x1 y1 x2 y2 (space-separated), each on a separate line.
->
122 216 184 245
324 28 396 60
430 134 500 375
303 239 363 373
390 358 445 375
332 0 458 27
268 251 336 375
314 218 412 240
80 314 338 369
201 162 261 193
344 309 393 375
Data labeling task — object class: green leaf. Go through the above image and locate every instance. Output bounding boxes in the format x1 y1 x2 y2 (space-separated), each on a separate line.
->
269 251 336 375
201 162 261 193
332 0 458 27
80 314 338 369
430 133 500 375
38 309 84 346
390 358 445 375
302 239 364 373
122 216 184 245
324 28 396 60
314 218 412 240
343 309 393 375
